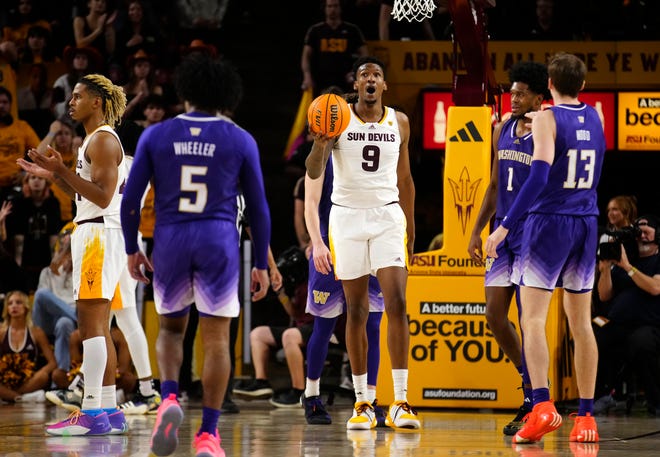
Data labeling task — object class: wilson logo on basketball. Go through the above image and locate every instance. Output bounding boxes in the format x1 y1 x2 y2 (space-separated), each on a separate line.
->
307 93 350 138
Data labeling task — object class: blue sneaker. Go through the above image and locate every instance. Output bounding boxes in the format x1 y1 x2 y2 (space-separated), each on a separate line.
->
302 395 331 425
107 409 129 434
46 410 112 436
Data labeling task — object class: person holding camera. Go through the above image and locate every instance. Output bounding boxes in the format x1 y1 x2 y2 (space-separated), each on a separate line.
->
594 215 660 416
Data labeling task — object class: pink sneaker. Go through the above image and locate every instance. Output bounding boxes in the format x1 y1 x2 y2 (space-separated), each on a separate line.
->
150 394 184 456
194 432 225 457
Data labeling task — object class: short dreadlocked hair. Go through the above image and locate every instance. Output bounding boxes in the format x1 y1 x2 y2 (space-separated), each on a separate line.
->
79 74 127 128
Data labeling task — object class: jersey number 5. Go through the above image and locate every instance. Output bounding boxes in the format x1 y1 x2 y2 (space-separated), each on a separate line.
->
179 165 208 213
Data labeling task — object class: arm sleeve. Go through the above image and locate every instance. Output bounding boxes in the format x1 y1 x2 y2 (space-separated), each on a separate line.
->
121 129 154 254
501 160 550 230
239 133 271 270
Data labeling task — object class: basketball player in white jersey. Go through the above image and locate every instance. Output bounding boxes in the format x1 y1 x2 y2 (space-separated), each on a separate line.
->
19 74 129 436
305 56 419 430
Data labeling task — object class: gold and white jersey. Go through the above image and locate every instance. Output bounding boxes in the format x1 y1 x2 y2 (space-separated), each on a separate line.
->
331 105 400 208
73 125 126 228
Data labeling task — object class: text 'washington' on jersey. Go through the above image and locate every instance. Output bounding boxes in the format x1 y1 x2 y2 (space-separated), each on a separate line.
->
498 149 532 165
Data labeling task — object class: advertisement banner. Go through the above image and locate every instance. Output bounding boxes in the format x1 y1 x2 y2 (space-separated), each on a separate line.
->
618 92 660 150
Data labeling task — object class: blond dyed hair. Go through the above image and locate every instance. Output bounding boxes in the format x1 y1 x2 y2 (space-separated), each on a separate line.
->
80 74 127 128
1 291 33 329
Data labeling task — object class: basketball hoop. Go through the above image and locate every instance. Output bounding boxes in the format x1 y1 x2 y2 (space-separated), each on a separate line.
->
391 0 437 22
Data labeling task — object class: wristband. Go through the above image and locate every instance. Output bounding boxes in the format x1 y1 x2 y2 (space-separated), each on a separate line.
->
628 267 637 277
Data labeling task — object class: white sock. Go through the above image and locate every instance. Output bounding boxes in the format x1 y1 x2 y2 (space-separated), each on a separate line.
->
367 387 377 404
101 385 117 409
80 336 106 410
392 369 408 402
139 379 155 397
352 373 368 403
305 378 320 398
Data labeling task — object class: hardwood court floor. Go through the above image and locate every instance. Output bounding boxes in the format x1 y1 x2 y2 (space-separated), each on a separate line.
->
1 394 660 456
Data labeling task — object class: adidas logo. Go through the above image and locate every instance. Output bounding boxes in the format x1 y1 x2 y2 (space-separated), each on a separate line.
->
449 121 483 142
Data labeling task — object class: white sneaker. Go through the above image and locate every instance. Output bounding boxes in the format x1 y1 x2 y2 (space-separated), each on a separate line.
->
346 401 377 430
385 401 421 429
16 389 46 402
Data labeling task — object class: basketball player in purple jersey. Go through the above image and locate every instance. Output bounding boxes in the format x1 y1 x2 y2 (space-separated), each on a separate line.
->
121 54 271 457
302 157 385 426
468 61 550 435
486 53 605 444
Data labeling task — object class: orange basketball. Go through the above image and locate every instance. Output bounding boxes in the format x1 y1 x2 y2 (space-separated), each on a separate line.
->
307 93 351 138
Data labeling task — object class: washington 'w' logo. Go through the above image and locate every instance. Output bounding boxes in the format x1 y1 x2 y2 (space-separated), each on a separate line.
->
448 167 481 234
312 290 330 305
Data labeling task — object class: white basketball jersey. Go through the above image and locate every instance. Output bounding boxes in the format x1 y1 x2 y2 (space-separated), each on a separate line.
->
74 125 126 228
331 105 400 208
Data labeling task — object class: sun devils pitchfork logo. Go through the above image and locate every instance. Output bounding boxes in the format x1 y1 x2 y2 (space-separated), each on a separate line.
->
448 167 481 235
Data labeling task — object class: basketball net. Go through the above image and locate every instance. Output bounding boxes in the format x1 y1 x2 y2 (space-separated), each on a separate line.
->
391 0 437 22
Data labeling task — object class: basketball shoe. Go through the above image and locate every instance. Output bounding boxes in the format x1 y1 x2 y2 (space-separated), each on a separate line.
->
107 409 129 434
503 404 532 436
194 432 225 457
46 387 83 412
385 401 421 429
119 391 162 415
46 410 112 436
302 395 332 425
569 413 599 442
347 401 377 430
150 394 184 456
512 401 562 444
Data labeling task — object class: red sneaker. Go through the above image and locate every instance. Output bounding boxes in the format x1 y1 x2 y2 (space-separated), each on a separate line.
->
512 401 562 444
569 413 599 443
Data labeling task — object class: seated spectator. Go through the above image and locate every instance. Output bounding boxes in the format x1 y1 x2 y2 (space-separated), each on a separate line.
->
52 45 102 119
16 62 55 137
594 215 660 416
8 172 62 292
600 195 638 244
0 290 57 402
0 86 41 201
31 223 76 389
18 24 58 64
122 49 163 121
233 246 312 407
135 93 167 129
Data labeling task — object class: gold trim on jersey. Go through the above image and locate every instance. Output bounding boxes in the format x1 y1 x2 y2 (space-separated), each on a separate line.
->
349 105 390 125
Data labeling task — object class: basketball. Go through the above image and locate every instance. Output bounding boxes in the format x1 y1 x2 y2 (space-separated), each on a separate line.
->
307 93 350 138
